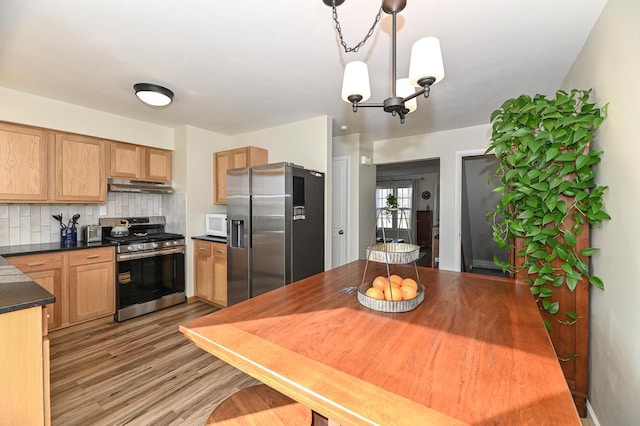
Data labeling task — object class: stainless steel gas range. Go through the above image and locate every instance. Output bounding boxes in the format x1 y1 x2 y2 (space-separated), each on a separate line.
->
99 216 185 322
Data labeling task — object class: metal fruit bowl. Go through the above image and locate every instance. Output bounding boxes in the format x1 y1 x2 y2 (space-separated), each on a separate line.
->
366 243 420 264
357 282 425 313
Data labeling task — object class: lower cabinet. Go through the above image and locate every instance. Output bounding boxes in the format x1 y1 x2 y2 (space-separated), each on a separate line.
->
194 240 227 307
0 306 49 425
68 248 115 324
8 246 115 330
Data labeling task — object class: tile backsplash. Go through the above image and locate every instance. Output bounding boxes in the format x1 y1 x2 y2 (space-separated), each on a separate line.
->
0 192 186 246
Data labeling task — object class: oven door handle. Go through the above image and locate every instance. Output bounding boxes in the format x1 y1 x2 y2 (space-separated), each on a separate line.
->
117 247 185 261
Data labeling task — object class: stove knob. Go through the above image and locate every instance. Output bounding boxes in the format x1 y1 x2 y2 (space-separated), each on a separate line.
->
127 245 135 252
164 241 172 248
151 242 159 249
173 240 179 246
137 244 144 250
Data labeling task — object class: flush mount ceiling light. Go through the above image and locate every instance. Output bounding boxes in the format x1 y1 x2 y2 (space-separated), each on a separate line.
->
133 83 174 107
324 0 445 124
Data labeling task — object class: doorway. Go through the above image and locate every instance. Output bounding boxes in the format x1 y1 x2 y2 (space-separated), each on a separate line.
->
376 159 440 268
460 155 509 277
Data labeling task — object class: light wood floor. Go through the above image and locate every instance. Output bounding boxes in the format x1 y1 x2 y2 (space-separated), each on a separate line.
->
49 301 259 426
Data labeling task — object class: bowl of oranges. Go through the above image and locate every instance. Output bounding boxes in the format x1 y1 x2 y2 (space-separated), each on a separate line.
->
358 274 425 312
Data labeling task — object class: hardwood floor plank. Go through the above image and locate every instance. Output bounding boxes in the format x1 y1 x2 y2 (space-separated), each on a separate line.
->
50 302 259 426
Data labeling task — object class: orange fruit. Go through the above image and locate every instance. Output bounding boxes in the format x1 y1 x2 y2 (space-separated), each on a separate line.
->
365 287 384 300
372 276 389 291
401 286 418 300
384 285 403 301
401 278 418 290
389 274 403 286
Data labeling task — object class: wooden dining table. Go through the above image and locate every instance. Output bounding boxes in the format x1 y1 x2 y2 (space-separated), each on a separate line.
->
180 260 580 425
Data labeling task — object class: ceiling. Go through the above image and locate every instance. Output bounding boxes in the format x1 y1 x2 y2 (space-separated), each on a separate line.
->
0 0 607 142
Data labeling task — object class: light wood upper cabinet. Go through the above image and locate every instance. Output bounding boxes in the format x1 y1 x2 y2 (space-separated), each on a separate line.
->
214 146 268 204
109 141 143 179
145 148 172 182
54 133 106 203
0 122 49 201
108 141 172 182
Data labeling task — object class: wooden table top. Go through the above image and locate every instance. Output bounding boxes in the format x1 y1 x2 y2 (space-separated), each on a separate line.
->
180 260 580 425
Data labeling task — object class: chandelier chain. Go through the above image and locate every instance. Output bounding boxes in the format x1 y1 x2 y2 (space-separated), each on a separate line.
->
331 2 383 53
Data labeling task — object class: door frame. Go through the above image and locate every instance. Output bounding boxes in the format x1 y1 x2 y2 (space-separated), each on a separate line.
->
454 148 487 272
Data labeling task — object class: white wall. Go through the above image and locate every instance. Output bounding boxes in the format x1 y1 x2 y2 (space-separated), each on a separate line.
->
173 125 231 296
0 87 173 149
373 124 491 271
563 0 640 423
232 116 333 269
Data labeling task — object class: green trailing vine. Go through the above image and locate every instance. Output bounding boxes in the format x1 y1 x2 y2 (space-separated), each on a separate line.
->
485 89 610 330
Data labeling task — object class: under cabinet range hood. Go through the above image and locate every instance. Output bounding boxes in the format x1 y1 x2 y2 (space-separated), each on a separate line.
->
107 178 173 194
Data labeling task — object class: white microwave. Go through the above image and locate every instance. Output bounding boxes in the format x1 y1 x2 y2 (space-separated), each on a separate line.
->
205 213 227 238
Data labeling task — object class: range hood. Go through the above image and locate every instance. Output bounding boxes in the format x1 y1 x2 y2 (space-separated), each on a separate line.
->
108 178 173 194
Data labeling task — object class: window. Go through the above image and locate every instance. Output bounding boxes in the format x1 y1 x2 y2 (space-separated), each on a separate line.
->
376 183 412 230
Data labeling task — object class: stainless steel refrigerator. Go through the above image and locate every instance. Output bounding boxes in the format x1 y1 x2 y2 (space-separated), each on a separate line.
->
226 162 325 305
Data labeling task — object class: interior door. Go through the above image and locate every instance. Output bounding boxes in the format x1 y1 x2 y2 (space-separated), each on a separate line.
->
331 157 348 268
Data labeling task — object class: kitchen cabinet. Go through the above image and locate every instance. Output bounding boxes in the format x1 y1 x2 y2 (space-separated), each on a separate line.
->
68 247 115 324
7 252 64 330
416 210 433 267
194 240 227 307
108 141 172 182
0 121 49 201
0 306 49 425
8 246 115 330
54 132 107 203
214 146 268 204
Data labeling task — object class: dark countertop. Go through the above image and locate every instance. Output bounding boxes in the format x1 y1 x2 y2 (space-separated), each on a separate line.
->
0 241 116 257
191 235 227 244
0 256 55 315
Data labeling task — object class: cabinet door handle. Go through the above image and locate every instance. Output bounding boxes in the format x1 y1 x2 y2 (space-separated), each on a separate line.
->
199 247 206 251
85 255 100 259
27 262 45 267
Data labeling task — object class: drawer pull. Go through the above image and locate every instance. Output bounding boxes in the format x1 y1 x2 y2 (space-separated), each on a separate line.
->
27 262 45 267
199 247 206 251
216 250 225 254
85 255 100 259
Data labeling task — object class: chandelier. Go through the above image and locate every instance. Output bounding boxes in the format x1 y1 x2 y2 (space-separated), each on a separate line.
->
324 0 444 124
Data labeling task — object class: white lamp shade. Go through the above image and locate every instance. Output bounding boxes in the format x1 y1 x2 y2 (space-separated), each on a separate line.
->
134 83 174 107
409 37 445 87
341 61 371 103
396 78 417 113
135 90 172 107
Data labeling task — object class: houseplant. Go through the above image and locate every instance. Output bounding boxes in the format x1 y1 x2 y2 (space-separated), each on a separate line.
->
485 88 609 416
486 88 609 326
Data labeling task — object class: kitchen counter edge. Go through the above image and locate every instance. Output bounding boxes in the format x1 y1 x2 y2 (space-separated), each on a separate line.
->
0 241 116 257
0 256 55 315
191 235 227 244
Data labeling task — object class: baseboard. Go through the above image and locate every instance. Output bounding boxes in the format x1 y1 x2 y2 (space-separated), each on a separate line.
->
586 400 601 426
472 259 501 270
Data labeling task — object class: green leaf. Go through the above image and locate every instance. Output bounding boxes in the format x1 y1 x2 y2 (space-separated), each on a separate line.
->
545 146 560 162
580 247 600 256
589 276 605 290
557 200 567 215
567 276 578 291
563 229 577 247
566 311 579 320
576 155 590 170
